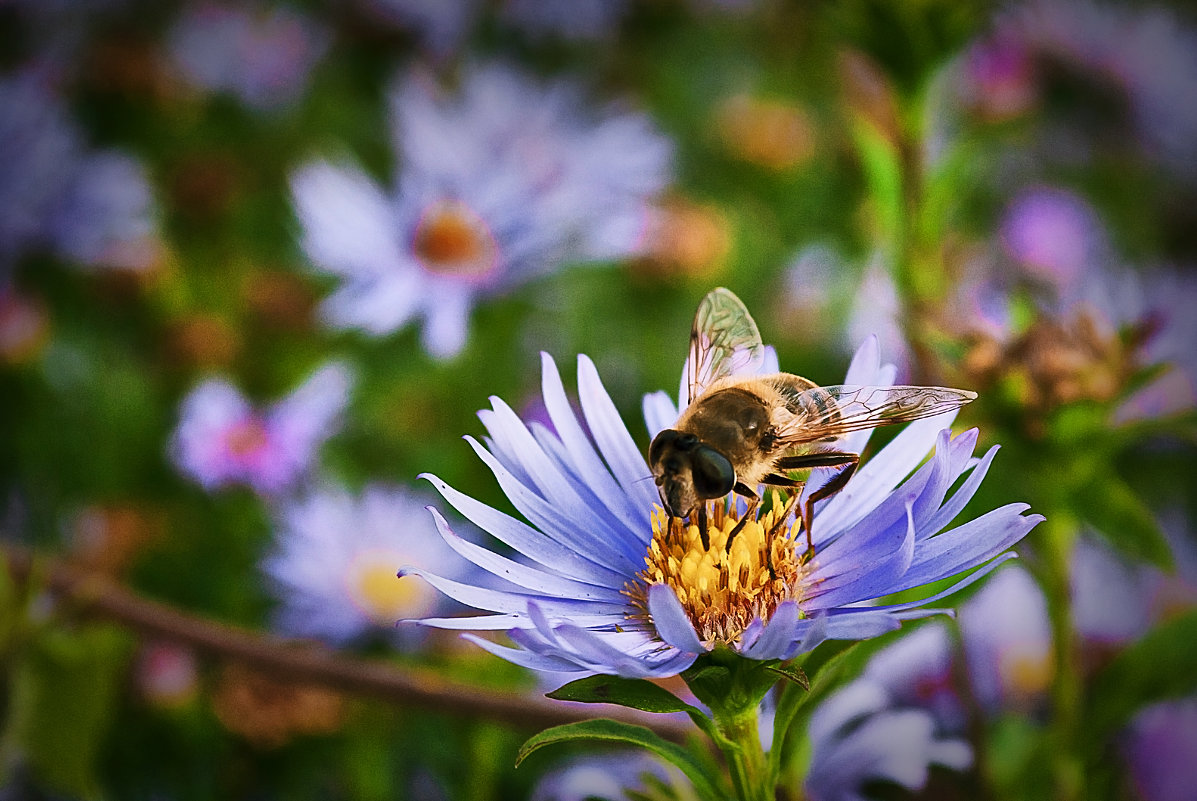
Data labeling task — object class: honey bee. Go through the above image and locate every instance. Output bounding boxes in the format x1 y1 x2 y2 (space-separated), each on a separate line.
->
648 287 977 556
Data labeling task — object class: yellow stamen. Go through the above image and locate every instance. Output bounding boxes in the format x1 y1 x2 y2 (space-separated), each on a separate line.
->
625 498 814 646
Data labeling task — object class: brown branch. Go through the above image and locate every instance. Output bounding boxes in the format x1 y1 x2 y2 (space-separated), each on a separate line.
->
2 544 691 740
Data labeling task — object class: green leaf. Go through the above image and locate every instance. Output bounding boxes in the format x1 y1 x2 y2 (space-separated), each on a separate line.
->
547 675 696 715
6 624 132 799
1081 609 1197 754
1070 475 1173 570
546 675 723 745
764 663 809 690
516 719 725 801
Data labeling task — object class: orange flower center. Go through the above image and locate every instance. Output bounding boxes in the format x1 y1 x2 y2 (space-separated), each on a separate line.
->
412 199 498 280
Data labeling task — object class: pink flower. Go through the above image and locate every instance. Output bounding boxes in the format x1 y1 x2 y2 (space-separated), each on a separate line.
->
169 362 352 496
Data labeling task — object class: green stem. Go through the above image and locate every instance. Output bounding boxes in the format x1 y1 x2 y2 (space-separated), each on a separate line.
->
715 706 771 801
1038 515 1083 801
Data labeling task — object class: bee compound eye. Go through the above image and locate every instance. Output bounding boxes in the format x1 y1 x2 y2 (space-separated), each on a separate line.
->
690 445 735 499
649 429 682 464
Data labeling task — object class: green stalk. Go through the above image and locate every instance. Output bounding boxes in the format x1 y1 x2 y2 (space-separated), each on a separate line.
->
1038 515 1083 801
713 704 771 801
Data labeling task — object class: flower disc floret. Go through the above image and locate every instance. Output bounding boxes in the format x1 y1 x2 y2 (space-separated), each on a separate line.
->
628 501 811 645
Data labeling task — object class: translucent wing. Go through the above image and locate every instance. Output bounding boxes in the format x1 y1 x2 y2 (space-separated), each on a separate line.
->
685 288 765 406
776 384 978 446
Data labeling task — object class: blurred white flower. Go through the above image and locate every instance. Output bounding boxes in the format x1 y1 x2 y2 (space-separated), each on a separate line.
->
170 362 353 496
261 483 462 646
290 61 673 358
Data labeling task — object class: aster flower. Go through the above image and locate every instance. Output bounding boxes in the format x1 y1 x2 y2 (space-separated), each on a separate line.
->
999 0 1197 177
169 361 352 496
261 483 464 647
0 65 159 272
1072 509 1197 650
166 2 330 112
957 565 1053 712
529 751 675 801
290 61 673 358
0 67 160 275
859 622 967 733
403 331 1041 678
947 185 1197 423
804 676 972 801
1121 696 1197 801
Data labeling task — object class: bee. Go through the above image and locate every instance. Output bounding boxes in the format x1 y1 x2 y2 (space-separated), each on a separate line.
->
648 287 977 557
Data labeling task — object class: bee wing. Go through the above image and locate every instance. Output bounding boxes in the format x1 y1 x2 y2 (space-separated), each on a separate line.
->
685 288 765 406
776 384 978 446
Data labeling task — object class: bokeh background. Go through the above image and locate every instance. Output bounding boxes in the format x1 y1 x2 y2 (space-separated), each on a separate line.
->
2 0 1196 799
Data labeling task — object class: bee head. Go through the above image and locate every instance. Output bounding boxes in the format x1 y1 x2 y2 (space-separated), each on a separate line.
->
648 429 736 516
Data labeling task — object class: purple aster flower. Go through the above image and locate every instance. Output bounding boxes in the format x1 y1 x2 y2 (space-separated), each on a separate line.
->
957 565 1053 713
1001 0 1197 177
261 483 464 647
0 67 159 274
1072 509 1197 650
861 622 968 733
804 676 972 801
1120 696 1197 801
169 361 353 496
402 333 1042 679
166 2 330 112
290 61 673 358
998 186 1105 289
529 751 675 801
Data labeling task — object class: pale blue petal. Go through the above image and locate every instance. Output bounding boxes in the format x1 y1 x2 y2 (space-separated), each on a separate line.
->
742 601 799 660
642 390 679 439
399 567 623 617
465 437 641 575
426 507 626 601
647 584 706 654
421 473 628 587
577 355 659 512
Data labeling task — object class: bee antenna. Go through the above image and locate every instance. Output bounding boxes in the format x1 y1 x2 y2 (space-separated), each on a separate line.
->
634 474 656 484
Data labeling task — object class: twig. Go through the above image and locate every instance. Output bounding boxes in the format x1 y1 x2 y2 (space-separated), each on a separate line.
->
2 544 691 740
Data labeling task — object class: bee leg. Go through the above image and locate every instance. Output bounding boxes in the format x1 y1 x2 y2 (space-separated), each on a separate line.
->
725 483 759 549
764 492 799 581
789 455 859 561
697 504 709 551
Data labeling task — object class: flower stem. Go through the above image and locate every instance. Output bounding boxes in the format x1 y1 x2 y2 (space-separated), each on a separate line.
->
715 706 771 801
1039 515 1083 801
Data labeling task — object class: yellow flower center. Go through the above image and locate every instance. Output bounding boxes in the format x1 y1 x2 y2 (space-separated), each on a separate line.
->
1002 649 1054 702
626 498 813 646
345 551 435 624
412 199 498 279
